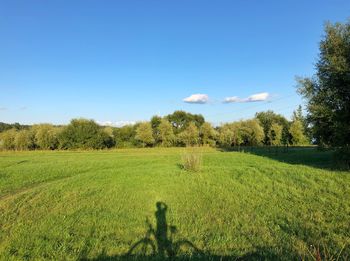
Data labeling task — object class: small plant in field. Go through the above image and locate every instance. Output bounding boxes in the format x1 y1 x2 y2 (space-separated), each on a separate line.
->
181 150 202 172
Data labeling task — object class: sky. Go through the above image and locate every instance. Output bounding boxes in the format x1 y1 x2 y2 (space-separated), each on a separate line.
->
1 0 349 126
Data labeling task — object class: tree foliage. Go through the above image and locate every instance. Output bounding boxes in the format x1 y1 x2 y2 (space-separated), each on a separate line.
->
269 123 283 146
0 109 313 150
113 125 137 148
58 119 113 149
255 110 290 145
135 122 155 147
0 129 17 150
158 119 175 147
166 111 204 134
200 122 217 146
297 21 350 147
178 122 199 146
14 129 34 150
289 120 307 145
33 124 59 150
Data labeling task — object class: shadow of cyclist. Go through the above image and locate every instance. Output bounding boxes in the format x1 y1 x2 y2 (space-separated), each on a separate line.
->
155 201 169 257
126 201 203 258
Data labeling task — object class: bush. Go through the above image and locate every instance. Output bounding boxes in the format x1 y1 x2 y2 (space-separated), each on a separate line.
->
0 129 17 150
14 129 34 150
58 118 113 149
181 150 202 172
33 124 59 150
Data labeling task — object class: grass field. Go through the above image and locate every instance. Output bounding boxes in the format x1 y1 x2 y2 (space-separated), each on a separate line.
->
0 148 349 260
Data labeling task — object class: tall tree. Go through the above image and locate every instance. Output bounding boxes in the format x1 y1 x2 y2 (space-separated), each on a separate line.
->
158 119 175 147
166 111 204 134
269 123 283 146
289 120 307 145
200 122 217 146
178 122 199 146
135 122 155 147
113 125 137 148
14 129 34 150
58 118 113 149
255 111 289 145
239 119 264 146
219 123 243 147
292 105 310 142
0 129 17 150
297 20 350 147
150 115 162 144
33 124 59 150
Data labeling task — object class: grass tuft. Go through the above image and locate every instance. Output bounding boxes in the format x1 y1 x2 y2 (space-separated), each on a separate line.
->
181 149 202 172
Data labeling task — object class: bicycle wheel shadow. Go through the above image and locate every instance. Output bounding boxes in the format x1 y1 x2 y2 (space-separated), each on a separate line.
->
126 201 204 259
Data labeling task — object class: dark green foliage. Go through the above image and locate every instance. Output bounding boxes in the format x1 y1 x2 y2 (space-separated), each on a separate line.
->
255 110 290 145
150 115 162 145
334 147 350 169
58 118 113 149
166 111 205 134
113 124 139 148
297 20 350 147
0 122 29 132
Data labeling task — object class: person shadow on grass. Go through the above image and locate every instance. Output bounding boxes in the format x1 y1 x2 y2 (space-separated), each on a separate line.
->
154 202 169 257
126 201 203 258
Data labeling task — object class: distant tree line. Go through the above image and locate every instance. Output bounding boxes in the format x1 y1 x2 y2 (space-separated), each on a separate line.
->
0 109 309 151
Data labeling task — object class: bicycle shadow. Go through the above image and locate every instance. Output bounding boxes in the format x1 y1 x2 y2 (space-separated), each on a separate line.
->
82 202 284 260
126 201 203 258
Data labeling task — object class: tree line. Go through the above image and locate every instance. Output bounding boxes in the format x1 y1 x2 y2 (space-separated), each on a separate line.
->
1 20 348 165
0 109 308 151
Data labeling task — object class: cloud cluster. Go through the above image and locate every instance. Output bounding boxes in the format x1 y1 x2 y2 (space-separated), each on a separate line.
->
183 92 270 104
183 94 209 104
97 120 136 127
224 92 270 103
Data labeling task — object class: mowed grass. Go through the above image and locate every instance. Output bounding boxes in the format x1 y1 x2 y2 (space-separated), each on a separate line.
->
0 148 349 260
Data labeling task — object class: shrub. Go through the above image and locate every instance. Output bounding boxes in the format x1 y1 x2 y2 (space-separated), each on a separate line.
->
135 122 155 147
178 122 199 146
0 128 17 150
33 124 59 150
181 150 202 172
14 129 34 150
58 118 113 149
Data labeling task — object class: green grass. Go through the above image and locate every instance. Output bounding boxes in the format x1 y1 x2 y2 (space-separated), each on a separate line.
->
0 148 349 260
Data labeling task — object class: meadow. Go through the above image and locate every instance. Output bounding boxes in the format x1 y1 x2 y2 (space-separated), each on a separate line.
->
0 147 349 260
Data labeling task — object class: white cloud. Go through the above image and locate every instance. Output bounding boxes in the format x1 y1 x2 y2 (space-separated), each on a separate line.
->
183 94 209 104
223 96 241 103
0 107 6 111
114 121 136 127
244 92 270 102
224 92 270 103
97 120 136 127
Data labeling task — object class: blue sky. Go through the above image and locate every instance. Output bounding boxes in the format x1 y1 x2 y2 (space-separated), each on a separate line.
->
1 0 349 126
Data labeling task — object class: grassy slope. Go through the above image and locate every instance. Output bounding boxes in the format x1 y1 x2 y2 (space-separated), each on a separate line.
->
0 148 349 260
